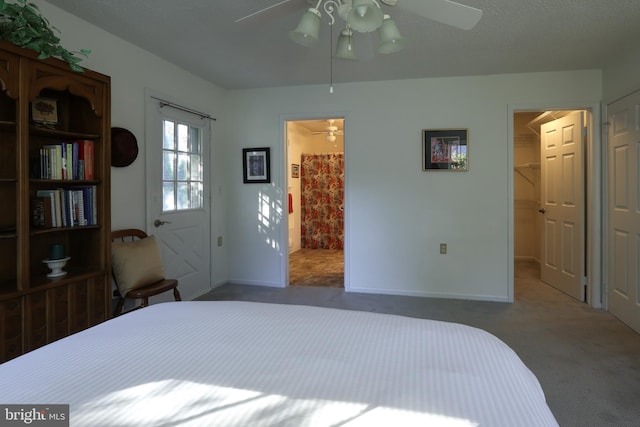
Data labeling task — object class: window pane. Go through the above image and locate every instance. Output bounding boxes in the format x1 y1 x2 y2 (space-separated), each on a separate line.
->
177 124 189 152
163 151 175 180
191 154 202 181
177 182 188 210
190 128 201 153
190 182 203 209
163 120 175 149
177 153 189 181
163 182 175 211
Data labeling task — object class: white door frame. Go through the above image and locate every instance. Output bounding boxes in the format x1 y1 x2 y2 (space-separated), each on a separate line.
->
508 103 602 307
280 112 350 289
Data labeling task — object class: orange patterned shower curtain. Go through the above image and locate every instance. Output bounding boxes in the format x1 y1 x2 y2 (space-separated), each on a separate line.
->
300 153 344 249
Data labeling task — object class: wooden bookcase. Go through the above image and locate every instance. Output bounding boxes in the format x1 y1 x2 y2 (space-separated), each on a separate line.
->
0 40 111 363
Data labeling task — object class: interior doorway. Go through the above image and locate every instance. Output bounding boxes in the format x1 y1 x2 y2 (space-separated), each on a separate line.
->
285 118 345 288
513 109 589 302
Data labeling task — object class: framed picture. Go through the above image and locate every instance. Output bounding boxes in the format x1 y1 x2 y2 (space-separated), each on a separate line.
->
31 97 59 125
242 147 271 183
291 163 300 178
422 128 469 171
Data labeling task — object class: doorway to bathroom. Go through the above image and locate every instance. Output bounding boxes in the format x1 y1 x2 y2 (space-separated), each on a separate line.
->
285 118 345 288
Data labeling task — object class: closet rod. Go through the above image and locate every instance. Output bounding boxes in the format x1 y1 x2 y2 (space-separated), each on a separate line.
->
151 96 216 121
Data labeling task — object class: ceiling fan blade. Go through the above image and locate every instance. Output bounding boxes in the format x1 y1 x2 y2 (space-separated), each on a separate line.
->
234 0 295 23
399 0 483 30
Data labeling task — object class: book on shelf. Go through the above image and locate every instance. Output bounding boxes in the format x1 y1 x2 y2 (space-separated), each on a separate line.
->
80 185 97 225
35 189 59 227
34 186 97 228
37 140 94 180
31 197 53 228
82 140 94 180
72 142 79 180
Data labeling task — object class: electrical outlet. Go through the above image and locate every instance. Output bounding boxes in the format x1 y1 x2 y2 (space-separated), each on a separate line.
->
217 236 223 247
440 243 447 254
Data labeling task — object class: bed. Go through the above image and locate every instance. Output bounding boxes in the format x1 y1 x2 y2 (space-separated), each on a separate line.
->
0 301 558 426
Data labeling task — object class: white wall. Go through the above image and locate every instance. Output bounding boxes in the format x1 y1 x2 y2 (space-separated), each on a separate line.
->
226 71 602 301
602 43 640 102
37 0 230 296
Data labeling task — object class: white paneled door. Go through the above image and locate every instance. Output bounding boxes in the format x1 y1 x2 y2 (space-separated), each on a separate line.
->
608 91 640 334
145 94 211 301
540 111 585 301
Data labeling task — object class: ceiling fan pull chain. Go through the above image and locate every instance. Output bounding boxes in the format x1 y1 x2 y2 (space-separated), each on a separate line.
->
329 17 334 93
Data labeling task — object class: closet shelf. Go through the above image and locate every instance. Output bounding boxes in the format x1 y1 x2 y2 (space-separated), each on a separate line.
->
514 163 540 169
514 163 540 185
526 111 572 136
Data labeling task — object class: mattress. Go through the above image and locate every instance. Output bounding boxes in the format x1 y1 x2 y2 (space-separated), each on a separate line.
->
0 301 558 426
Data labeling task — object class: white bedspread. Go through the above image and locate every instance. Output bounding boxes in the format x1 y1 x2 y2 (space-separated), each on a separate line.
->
0 301 558 426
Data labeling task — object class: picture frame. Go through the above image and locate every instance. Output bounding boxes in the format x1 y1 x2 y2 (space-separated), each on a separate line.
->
242 147 271 183
291 163 300 178
31 97 59 125
422 128 469 171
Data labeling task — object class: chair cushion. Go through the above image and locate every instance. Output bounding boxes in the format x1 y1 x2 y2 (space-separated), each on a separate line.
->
112 235 165 296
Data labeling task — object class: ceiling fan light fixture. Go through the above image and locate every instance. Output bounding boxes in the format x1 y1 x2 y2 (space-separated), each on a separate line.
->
335 28 357 60
378 14 405 54
327 134 337 142
289 8 322 47
347 0 383 33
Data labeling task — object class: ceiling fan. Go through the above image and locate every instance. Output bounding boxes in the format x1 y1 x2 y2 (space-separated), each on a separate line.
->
236 0 483 58
313 119 344 142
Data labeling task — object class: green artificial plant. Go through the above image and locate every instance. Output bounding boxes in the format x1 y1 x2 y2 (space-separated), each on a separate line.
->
0 0 89 71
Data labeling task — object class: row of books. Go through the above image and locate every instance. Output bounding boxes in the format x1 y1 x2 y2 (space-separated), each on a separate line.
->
37 140 94 180
32 186 97 228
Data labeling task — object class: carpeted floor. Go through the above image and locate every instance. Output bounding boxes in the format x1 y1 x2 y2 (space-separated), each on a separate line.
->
289 248 343 288
199 260 640 426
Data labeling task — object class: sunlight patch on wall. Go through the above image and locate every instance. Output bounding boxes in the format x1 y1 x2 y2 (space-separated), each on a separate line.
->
258 189 283 251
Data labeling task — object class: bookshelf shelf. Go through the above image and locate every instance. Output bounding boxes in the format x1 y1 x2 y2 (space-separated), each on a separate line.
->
29 126 100 140
29 269 105 290
0 233 18 239
0 40 111 363
30 224 101 236
30 179 100 184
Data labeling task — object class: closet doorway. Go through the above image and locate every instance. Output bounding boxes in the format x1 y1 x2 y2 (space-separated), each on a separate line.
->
286 118 345 288
513 110 589 302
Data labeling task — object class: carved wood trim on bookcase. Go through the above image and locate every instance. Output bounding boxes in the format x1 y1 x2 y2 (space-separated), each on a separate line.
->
29 63 105 117
0 49 19 99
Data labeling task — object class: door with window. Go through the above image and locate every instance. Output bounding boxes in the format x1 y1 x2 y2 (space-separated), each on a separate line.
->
145 94 211 300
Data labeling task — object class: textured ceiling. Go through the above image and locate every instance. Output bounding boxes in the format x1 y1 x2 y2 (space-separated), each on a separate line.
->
45 0 640 90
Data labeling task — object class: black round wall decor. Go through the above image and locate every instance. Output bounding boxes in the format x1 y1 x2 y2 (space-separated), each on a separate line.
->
111 127 139 167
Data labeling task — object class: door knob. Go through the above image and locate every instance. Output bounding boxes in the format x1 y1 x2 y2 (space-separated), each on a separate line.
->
538 208 546 214
154 219 171 227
